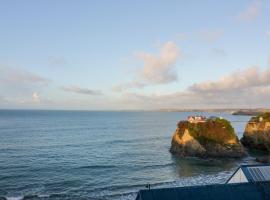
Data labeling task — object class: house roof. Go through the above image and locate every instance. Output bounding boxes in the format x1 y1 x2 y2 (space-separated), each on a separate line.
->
227 164 270 183
135 181 270 200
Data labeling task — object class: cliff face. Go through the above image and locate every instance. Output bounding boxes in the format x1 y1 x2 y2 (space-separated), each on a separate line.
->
170 119 245 158
241 113 270 151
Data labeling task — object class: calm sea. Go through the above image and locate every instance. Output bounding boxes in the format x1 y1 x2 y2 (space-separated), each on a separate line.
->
0 110 254 200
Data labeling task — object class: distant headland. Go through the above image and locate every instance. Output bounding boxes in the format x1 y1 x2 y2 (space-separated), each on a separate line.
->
159 108 270 116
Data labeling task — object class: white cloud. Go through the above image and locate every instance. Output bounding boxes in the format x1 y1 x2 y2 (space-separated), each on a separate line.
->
266 31 270 37
61 85 102 95
0 66 50 85
138 41 180 84
32 92 41 103
201 30 224 43
0 66 51 107
113 41 181 92
237 0 261 22
188 66 270 93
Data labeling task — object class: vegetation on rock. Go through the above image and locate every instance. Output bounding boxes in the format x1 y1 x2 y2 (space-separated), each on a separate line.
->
171 118 245 158
249 112 270 122
241 112 270 151
177 118 237 145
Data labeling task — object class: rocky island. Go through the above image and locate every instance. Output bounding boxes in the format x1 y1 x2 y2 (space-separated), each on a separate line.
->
170 116 246 158
241 113 270 151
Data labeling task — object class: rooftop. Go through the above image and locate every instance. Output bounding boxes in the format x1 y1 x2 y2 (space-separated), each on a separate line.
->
136 181 270 200
227 164 270 183
136 165 270 200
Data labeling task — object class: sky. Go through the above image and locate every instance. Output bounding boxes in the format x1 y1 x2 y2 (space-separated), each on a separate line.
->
0 0 270 110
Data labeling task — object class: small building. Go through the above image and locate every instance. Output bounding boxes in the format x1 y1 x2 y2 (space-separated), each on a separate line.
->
187 116 206 123
135 165 270 200
227 164 270 184
135 181 270 200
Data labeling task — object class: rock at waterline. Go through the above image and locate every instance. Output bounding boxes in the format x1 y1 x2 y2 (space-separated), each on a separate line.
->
170 117 246 158
241 112 270 151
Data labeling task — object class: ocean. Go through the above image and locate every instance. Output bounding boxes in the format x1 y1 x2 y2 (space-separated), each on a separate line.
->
0 110 255 200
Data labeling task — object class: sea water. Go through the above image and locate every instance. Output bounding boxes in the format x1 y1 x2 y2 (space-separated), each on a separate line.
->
0 110 254 199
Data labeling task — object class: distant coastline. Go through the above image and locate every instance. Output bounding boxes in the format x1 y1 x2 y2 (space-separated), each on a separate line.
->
159 108 270 116
1 108 270 115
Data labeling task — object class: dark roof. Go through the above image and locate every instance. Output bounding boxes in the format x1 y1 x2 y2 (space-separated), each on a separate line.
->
242 165 270 182
226 164 270 183
135 181 270 200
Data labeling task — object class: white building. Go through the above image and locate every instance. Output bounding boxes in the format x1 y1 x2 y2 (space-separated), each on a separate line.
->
187 116 206 123
227 165 270 184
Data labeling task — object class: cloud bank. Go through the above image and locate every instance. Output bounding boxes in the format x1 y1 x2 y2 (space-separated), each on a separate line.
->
119 66 270 109
189 66 270 93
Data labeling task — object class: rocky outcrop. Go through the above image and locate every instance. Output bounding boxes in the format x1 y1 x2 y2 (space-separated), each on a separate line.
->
241 113 270 151
170 118 246 158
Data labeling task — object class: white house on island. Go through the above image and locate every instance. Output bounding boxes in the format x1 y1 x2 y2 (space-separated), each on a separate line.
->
187 116 206 123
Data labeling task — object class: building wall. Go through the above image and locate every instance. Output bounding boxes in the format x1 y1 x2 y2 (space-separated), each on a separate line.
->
227 169 248 184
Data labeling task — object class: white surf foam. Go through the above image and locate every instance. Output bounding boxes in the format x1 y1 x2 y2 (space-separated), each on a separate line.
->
6 197 24 200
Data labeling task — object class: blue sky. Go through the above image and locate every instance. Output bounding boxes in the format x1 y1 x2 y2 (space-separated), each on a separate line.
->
0 0 270 110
